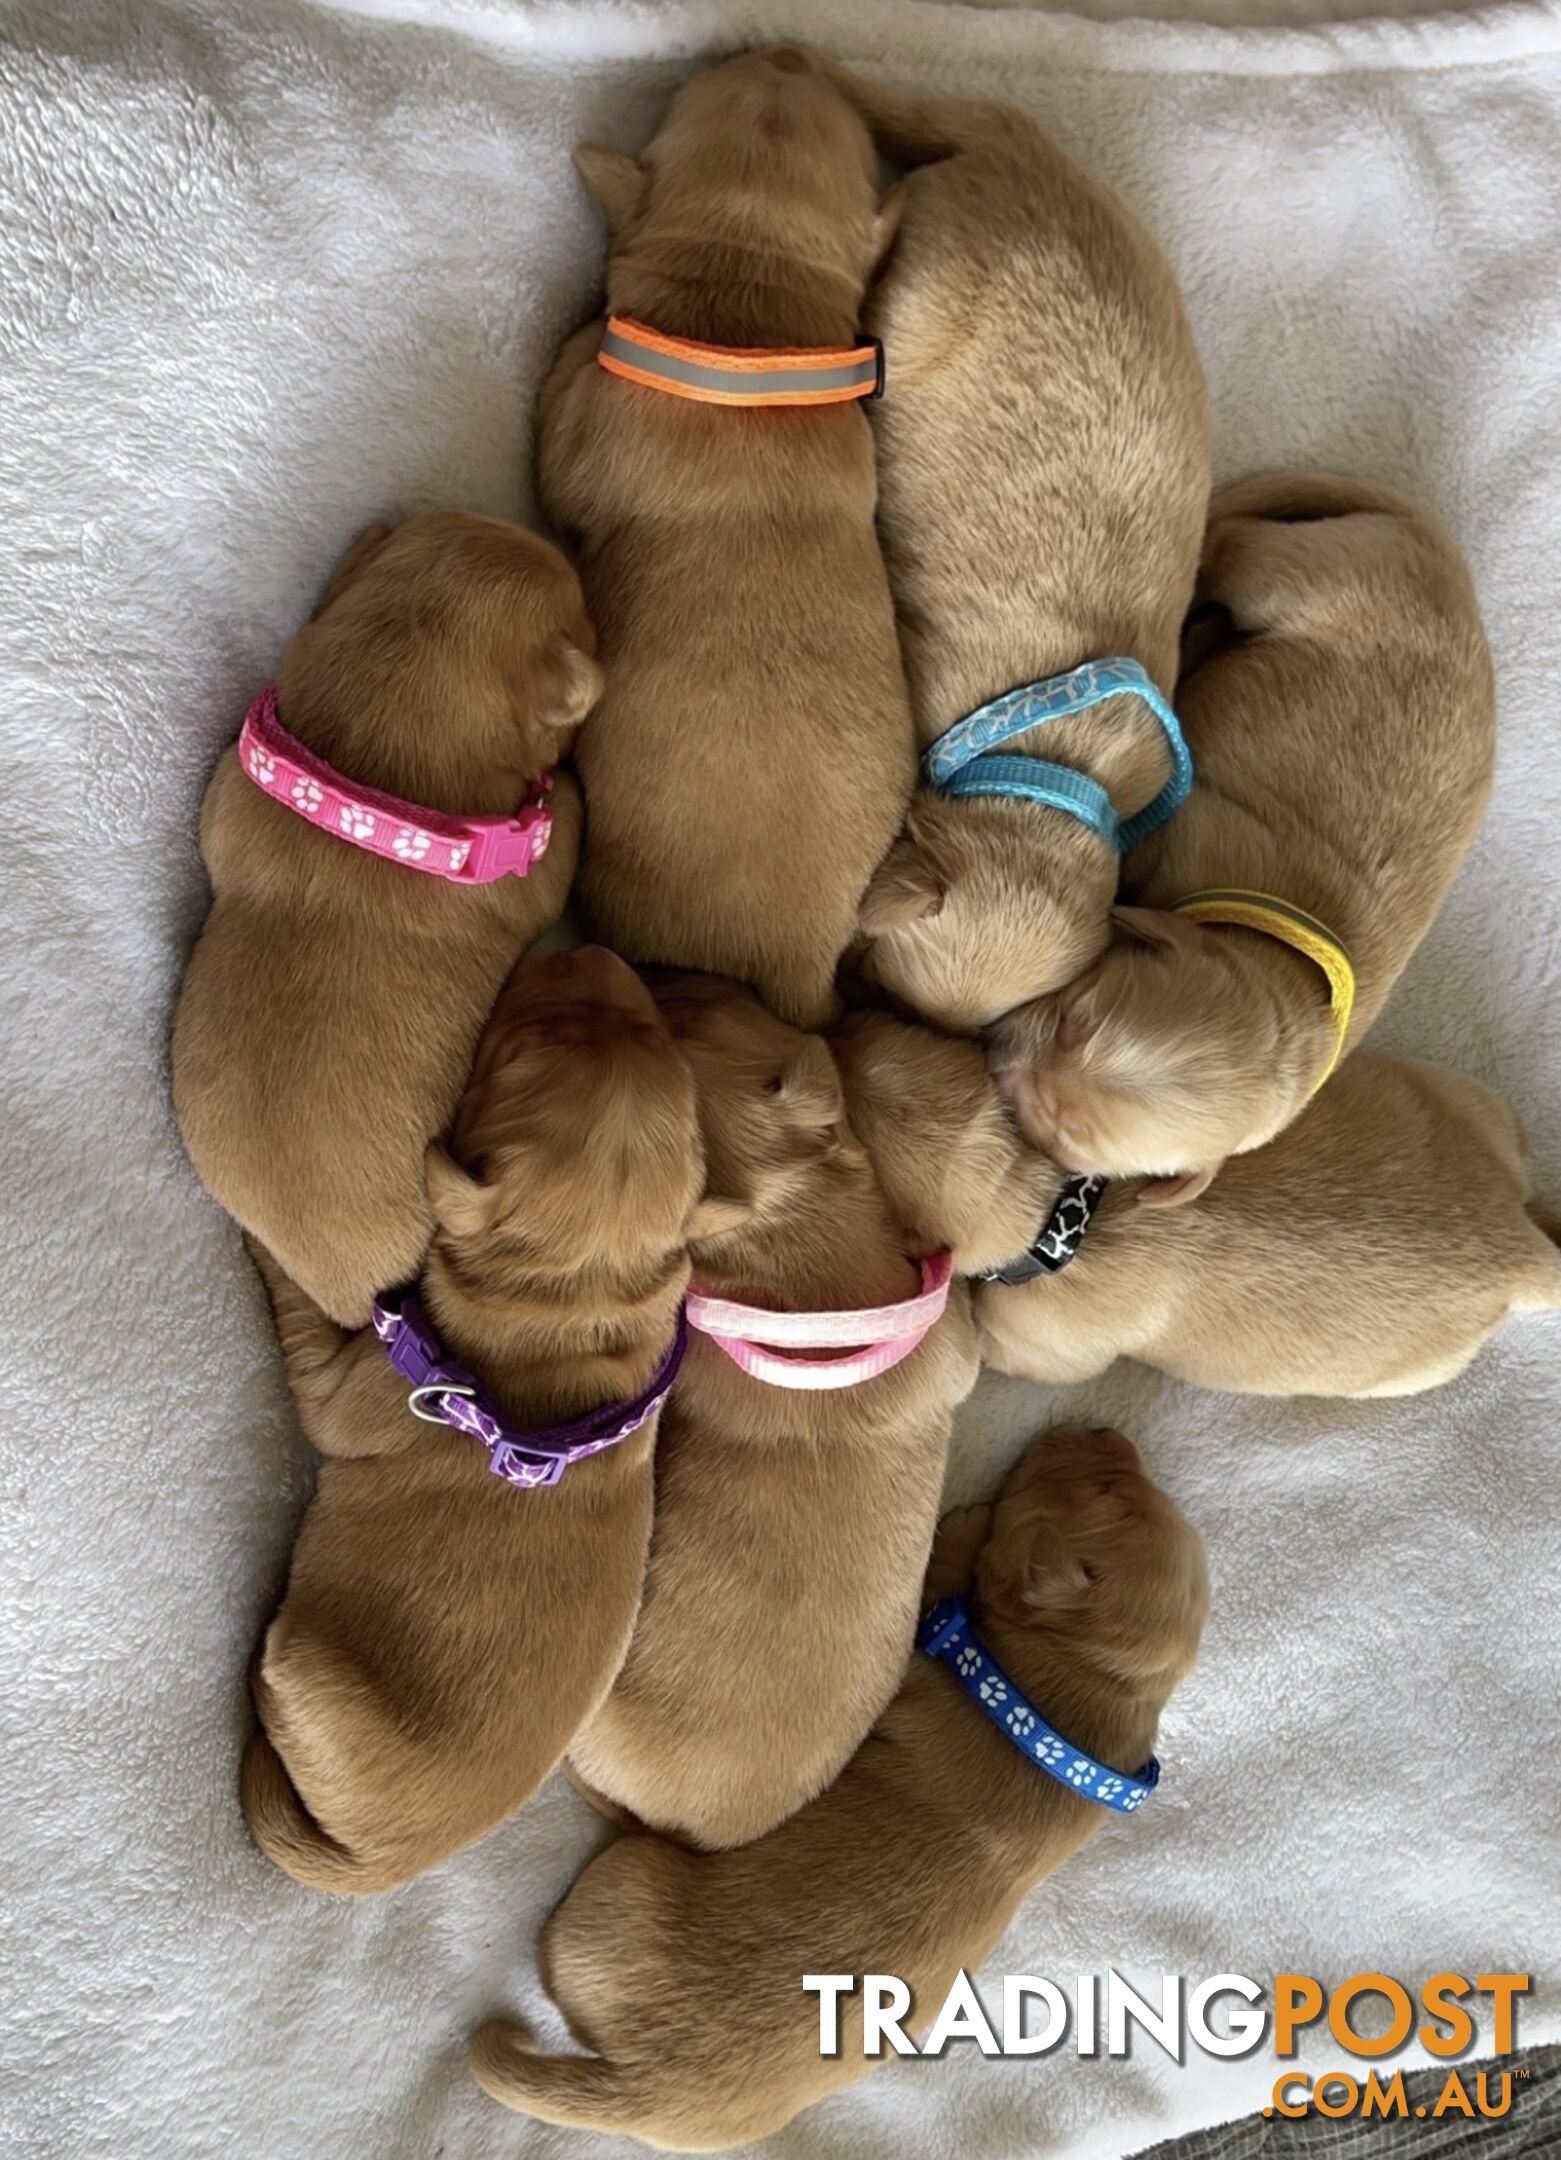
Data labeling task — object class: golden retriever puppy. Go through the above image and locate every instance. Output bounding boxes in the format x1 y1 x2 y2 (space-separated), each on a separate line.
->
817 64 1208 1030
993 473 1496 1200
982 1055 1557 1397
172 513 598 1326
565 974 981 1849
239 947 708 1894
536 49 914 1029
470 1428 1208 2146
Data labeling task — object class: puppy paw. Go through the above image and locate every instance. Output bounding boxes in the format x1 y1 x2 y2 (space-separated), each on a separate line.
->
922 1503 993 1601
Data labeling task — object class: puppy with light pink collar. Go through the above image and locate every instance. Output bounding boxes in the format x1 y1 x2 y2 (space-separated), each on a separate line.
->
566 973 980 1851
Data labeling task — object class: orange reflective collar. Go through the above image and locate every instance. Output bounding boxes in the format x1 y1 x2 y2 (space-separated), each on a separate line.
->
597 316 883 408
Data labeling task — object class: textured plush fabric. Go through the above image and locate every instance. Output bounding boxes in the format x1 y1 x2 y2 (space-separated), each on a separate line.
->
1 2 1557 2156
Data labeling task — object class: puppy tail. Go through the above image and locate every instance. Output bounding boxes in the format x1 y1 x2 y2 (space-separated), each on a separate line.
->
239 1730 398 1896
810 55 1023 165
469 2020 652 2134
1206 470 1423 528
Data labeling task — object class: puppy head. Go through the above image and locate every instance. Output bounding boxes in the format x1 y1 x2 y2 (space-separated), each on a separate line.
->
977 1428 1208 1695
987 907 1331 1204
649 972 849 1254
427 947 703 1293
854 801 1117 1036
575 47 894 311
298 511 601 774
831 1011 1062 1273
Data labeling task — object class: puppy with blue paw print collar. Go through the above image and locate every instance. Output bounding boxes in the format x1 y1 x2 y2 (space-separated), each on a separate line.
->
471 1427 1207 2149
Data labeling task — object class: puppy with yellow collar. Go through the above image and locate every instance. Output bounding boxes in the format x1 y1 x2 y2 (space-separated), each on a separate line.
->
992 471 1495 1204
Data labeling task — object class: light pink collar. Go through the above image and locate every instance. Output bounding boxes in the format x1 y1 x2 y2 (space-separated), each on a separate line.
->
686 1252 953 1391
237 688 554 883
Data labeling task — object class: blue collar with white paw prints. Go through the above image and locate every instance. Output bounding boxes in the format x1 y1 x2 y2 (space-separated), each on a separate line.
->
921 658 1193 855
917 1595 1159 1814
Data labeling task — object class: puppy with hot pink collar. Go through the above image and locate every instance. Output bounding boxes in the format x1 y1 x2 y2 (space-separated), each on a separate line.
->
568 973 980 1850
172 513 600 1326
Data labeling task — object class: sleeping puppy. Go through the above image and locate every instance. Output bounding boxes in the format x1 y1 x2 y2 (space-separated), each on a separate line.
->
831 1007 1062 1278
819 62 1208 1031
471 1428 1208 2147
240 947 708 1894
839 1013 1559 1397
173 513 598 1326
566 974 980 1850
992 473 1496 1199
537 48 914 1029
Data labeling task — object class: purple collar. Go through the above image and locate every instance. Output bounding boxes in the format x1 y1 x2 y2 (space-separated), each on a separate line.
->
371 1292 687 1489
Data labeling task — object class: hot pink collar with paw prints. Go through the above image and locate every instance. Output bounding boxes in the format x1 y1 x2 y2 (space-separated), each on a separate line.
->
685 1252 953 1391
237 687 554 883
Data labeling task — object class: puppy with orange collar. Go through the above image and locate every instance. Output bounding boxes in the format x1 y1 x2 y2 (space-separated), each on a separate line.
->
992 472 1495 1202
471 1428 1208 2148
240 947 708 1894
566 974 980 1851
537 48 913 1029
173 514 598 1325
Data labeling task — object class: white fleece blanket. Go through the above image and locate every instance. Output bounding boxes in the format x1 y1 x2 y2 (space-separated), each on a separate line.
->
3 1 1559 2155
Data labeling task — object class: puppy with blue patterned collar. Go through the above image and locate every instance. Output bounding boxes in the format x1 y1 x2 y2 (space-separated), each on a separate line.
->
471 1428 1207 2148
820 64 1210 1034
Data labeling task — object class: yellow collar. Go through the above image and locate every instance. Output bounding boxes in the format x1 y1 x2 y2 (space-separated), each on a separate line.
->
1169 889 1356 1089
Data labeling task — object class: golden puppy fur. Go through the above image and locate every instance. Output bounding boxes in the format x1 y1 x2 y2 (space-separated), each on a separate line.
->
239 948 707 1894
817 63 1208 1030
831 1008 1062 1278
536 50 914 1029
841 1013 1558 1395
993 473 1496 1198
471 1428 1208 2147
172 513 598 1326
566 974 981 1850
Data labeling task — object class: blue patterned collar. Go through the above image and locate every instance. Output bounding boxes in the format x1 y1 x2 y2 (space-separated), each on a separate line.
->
918 1595 1159 1813
921 657 1193 855
977 1172 1108 1287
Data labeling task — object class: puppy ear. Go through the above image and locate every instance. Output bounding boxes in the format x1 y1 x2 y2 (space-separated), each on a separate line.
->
425 1144 499 1239
1109 904 1196 954
1136 1164 1219 1209
685 1190 756 1243
572 143 646 235
525 632 603 731
769 1035 844 1129
1021 1525 1094 1610
858 839 946 936
870 178 907 271
310 521 394 620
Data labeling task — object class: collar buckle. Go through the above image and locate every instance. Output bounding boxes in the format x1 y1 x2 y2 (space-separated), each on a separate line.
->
461 802 552 882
